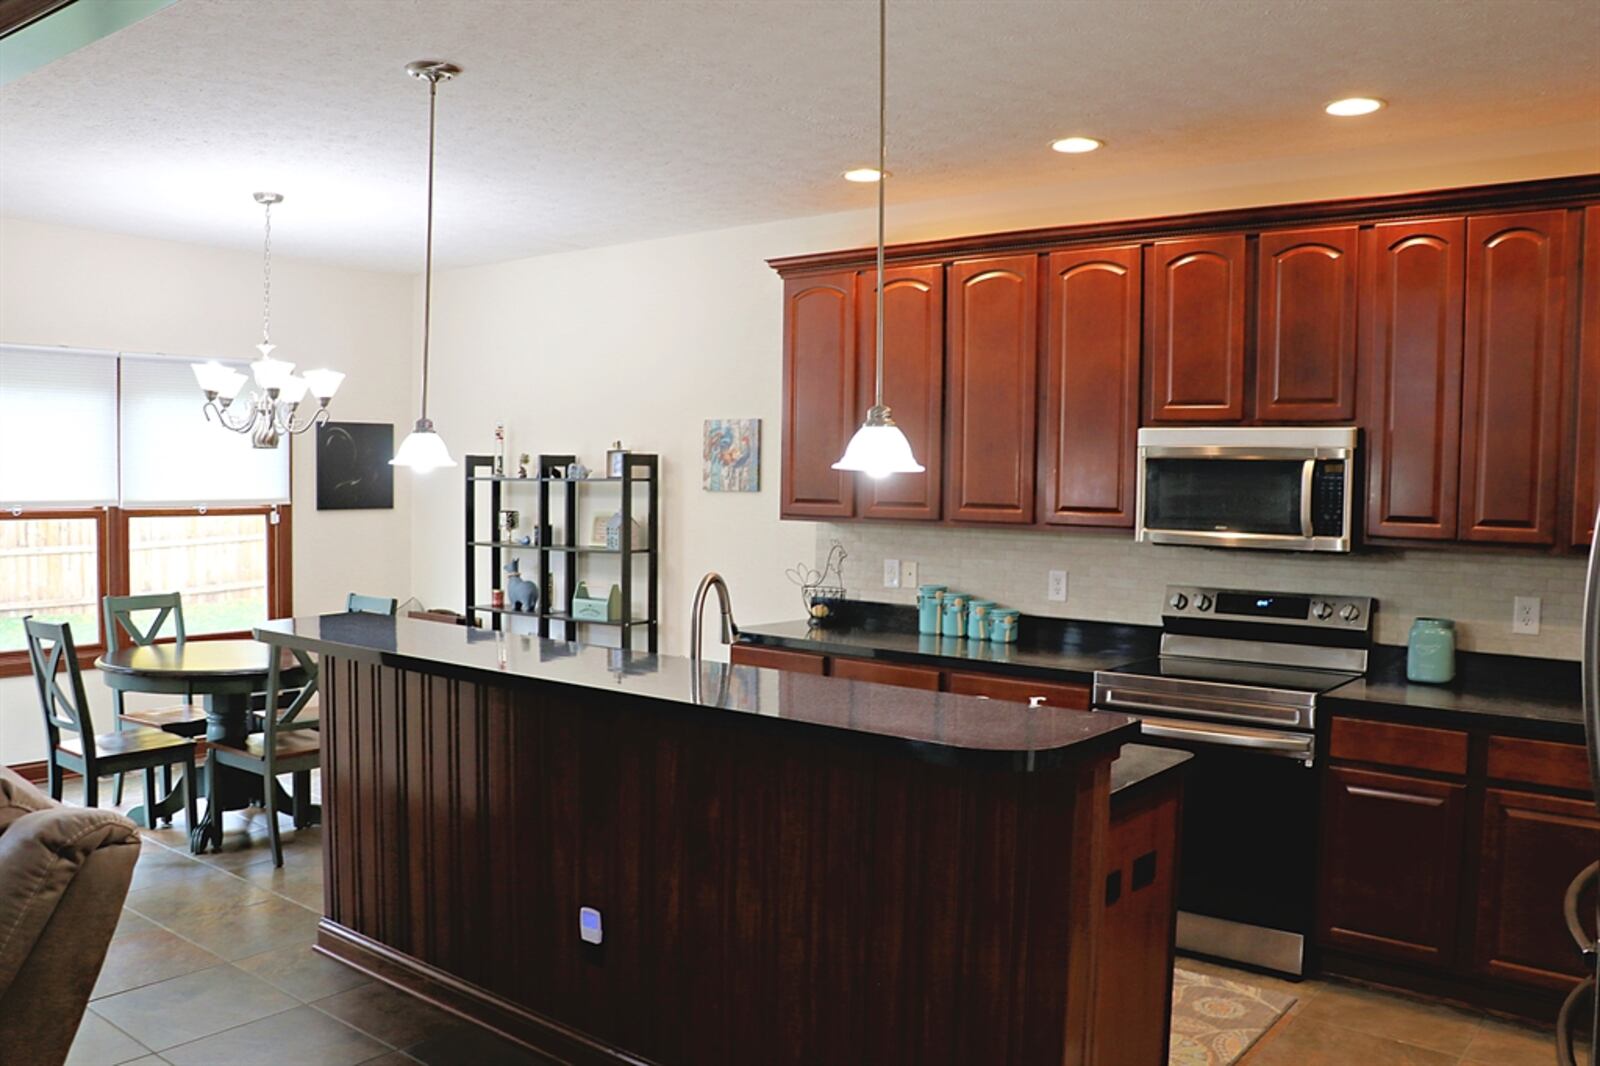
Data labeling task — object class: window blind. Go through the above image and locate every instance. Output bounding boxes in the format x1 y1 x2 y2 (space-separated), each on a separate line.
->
0 345 119 506
118 354 290 505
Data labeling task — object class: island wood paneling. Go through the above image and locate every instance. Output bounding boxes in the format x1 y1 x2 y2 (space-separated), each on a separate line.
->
317 654 1114 1066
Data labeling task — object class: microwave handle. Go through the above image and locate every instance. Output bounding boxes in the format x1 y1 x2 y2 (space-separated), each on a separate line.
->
1299 459 1315 538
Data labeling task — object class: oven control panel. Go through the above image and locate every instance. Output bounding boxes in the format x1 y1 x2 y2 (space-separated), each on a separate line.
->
1163 586 1373 632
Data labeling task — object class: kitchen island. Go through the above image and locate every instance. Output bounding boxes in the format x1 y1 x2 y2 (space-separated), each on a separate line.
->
256 614 1145 1066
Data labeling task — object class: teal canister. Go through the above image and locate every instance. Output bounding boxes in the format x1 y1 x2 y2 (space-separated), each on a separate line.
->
1407 618 1456 684
989 608 1020 644
942 592 969 638
917 584 948 636
966 600 996 641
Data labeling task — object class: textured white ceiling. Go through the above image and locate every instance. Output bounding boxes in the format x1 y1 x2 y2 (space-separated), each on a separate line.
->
2 0 1597 272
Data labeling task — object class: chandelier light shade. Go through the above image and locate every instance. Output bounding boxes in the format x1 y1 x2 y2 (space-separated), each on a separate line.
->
192 192 344 448
832 0 924 480
392 59 461 473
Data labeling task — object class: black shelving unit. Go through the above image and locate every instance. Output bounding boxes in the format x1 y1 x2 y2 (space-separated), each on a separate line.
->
464 452 658 652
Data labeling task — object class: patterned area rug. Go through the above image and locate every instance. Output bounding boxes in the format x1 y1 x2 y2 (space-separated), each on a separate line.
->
1168 967 1297 1065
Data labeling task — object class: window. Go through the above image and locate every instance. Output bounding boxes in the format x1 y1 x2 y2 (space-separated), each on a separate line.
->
0 345 292 675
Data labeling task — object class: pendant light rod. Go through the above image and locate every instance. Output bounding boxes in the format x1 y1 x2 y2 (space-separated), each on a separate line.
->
407 60 459 423
873 0 886 410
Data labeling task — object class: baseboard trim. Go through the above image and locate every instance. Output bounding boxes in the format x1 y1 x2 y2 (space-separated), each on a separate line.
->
6 760 78 785
314 919 656 1066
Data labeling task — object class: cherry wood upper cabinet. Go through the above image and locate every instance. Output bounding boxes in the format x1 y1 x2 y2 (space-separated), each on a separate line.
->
945 255 1039 523
1144 235 1247 423
1256 225 1359 422
1038 245 1142 527
780 271 857 518
1458 209 1575 545
1572 205 1600 548
1362 217 1467 540
856 264 944 521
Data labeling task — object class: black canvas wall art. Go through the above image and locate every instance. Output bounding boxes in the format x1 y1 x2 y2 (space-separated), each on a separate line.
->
317 421 394 510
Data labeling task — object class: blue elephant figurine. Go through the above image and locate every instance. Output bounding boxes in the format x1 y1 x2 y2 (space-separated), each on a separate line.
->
504 559 540 613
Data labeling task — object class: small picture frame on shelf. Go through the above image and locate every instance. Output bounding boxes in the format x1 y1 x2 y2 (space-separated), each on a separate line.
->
607 441 630 478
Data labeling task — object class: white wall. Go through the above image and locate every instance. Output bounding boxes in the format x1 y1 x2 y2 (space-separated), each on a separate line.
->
410 126 1600 659
0 216 415 764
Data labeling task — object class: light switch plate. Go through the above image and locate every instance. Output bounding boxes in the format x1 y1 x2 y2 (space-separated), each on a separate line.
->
902 560 919 588
1048 570 1068 603
1513 596 1541 635
883 558 901 589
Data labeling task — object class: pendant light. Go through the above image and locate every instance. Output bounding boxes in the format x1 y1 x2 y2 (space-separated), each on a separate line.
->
832 0 924 480
392 59 461 473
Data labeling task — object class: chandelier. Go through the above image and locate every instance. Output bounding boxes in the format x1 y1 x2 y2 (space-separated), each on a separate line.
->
192 192 344 448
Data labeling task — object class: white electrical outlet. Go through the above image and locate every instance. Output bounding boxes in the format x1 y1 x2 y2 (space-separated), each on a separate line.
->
902 560 919 587
883 558 901 589
1047 570 1068 603
1513 596 1541 635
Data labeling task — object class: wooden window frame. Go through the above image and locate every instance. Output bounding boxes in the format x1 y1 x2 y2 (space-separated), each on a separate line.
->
0 503 292 679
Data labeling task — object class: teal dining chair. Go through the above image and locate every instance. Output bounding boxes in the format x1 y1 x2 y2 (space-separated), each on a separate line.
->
24 616 197 829
103 592 202 805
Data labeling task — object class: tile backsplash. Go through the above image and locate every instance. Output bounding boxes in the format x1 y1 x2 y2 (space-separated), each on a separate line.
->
818 523 1587 660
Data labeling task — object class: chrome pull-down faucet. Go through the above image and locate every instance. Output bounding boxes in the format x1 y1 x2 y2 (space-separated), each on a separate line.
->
690 572 739 665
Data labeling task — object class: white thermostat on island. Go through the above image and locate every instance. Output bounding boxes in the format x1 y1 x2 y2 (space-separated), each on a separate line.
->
579 906 603 945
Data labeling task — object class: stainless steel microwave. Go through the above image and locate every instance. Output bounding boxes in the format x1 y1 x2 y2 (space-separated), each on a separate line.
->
1135 427 1358 552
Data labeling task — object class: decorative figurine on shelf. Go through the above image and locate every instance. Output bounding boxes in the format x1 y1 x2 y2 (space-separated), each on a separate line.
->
785 542 848 627
517 453 530 478
493 421 506 477
607 441 630 478
568 462 590 480
605 512 625 550
499 509 519 542
517 533 533 547
504 559 540 613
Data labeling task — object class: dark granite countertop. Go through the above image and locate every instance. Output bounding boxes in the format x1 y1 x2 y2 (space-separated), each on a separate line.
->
738 604 1160 684
1111 744 1192 798
256 614 1140 773
739 603 1584 737
1322 645 1584 736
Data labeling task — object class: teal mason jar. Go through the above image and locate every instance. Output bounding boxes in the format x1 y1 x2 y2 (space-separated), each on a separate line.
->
917 584 948 635
942 593 970 639
966 600 996 641
1407 618 1456 684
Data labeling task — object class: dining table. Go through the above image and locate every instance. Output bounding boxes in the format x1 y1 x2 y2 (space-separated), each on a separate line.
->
95 638 317 853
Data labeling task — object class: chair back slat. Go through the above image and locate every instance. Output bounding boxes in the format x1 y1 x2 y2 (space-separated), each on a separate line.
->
104 592 186 653
23 617 94 744
346 593 398 616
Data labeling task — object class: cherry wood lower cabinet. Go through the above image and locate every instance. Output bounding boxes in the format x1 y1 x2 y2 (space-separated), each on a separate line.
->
946 670 1090 710
827 655 942 691
1317 765 1468 967
317 653 1123 1066
726 643 827 675
1474 789 1600 990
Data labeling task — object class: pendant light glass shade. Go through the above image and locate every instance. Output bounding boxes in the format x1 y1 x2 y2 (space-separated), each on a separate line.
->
392 417 456 471
833 407 924 479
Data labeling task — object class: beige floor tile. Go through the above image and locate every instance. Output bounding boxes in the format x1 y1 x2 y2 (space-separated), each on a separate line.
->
1176 955 1322 1010
405 1025 556 1065
236 852 326 909
1245 1016 1459 1065
1292 980 1483 1056
1461 1017 1558 1065
65 1010 152 1066
92 927 226 999
233 941 371 1002
111 908 158 941
161 1004 388 1066
160 894 322 961
123 869 274 927
313 982 464 1050
90 964 297 1052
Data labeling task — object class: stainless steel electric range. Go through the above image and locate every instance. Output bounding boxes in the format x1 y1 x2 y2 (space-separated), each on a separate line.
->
1093 585 1375 977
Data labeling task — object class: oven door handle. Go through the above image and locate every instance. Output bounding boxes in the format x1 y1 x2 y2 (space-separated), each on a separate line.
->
1300 458 1315 538
1135 715 1317 766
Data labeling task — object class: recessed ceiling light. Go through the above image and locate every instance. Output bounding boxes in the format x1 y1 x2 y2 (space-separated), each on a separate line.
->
843 167 890 182
1325 97 1385 117
1050 136 1103 154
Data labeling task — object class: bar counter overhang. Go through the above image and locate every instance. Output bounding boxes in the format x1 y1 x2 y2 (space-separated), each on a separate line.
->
256 614 1141 1066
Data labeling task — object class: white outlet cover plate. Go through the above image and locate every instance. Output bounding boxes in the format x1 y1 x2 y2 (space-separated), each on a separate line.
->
883 558 900 588
1512 596 1541 635
1048 570 1068 602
